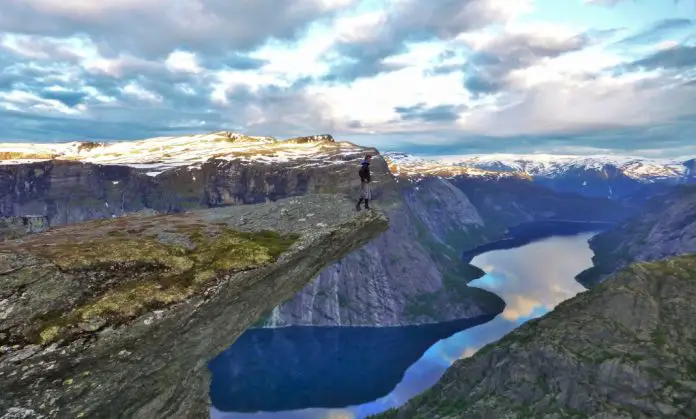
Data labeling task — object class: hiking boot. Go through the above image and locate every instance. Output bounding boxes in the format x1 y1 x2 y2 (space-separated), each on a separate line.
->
364 199 370 210
356 198 363 211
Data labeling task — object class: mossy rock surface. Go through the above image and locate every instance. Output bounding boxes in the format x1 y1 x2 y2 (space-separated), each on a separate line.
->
0 194 389 419
3 212 299 345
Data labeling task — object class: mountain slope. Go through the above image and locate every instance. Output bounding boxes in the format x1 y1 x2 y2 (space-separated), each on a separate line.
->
372 254 696 419
577 184 696 287
0 194 388 419
449 153 687 182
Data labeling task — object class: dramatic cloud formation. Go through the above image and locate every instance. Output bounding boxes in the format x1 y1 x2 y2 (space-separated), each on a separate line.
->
0 0 694 157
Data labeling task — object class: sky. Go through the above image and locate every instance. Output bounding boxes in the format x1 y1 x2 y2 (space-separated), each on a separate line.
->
0 0 695 158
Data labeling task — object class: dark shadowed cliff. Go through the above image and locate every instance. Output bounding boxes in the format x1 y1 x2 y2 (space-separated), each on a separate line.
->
577 184 696 287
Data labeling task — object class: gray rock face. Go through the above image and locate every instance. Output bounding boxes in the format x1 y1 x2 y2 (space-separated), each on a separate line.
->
0 194 388 419
577 184 696 287
373 254 696 419
265 169 631 328
0 146 380 224
264 175 501 327
0 216 49 241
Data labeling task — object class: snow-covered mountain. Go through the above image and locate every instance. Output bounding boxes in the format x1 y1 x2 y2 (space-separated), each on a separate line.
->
383 152 530 182
441 153 689 183
2 132 690 198
386 152 693 199
0 132 353 177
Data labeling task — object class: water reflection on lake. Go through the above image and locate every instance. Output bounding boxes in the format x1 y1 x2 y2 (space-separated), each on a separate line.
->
211 232 597 419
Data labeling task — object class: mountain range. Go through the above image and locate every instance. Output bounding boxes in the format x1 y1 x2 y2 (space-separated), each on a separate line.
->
1 131 695 418
386 151 694 199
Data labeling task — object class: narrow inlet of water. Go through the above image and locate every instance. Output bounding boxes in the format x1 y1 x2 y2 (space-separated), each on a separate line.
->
210 231 598 419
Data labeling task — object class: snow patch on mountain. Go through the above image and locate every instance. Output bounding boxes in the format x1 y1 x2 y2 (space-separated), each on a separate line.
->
434 153 691 182
0 132 364 176
383 152 530 181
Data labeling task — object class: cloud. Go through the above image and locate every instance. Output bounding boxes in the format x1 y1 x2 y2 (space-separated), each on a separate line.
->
615 18 692 45
394 103 467 122
626 44 696 70
583 0 626 6
323 0 529 82
460 26 591 95
0 0 693 159
0 0 356 59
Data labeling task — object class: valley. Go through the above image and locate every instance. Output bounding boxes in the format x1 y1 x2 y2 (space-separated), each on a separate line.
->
210 230 599 419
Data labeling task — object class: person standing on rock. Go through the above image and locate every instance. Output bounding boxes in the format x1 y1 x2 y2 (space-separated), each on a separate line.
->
356 154 372 211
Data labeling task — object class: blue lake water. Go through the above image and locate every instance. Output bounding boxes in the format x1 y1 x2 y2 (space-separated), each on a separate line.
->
210 231 598 419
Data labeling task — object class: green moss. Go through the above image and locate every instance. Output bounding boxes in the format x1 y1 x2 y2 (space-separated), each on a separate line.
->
30 236 195 273
29 224 299 345
39 325 61 345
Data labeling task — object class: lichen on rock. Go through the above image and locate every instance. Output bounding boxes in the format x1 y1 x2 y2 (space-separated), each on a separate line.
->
4 215 300 346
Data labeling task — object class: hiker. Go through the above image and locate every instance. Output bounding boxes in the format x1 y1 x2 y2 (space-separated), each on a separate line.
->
356 154 372 210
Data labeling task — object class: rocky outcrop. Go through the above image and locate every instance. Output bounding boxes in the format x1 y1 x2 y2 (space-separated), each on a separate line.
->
576 184 696 287
372 254 696 419
0 194 388 419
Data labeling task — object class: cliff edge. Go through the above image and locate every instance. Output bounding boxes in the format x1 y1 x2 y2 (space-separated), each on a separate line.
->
0 194 388 419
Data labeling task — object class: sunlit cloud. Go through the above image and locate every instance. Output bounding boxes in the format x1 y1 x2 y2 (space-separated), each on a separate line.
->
0 0 692 157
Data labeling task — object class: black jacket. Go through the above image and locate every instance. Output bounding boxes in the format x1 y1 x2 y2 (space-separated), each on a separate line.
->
359 159 371 182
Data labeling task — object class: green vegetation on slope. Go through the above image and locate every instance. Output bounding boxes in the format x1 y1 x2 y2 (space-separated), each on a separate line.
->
7 217 298 345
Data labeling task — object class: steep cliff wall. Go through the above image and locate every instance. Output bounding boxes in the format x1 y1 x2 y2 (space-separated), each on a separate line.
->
264 177 502 327
577 184 696 287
